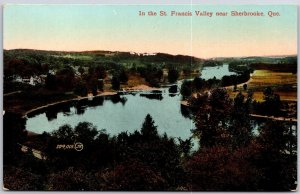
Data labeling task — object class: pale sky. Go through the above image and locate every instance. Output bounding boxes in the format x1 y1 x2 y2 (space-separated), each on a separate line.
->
3 5 297 58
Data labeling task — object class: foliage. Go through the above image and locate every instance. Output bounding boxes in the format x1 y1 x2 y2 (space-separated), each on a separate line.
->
185 145 262 191
47 167 101 191
3 112 27 164
119 69 129 83
186 88 296 191
253 87 282 116
78 66 85 76
45 73 57 90
180 80 192 97
56 66 75 91
111 75 120 90
108 159 166 191
140 114 158 138
167 68 179 83
188 88 232 148
137 65 163 87
192 77 205 91
73 80 88 97
221 70 251 87
229 92 253 148
4 166 44 190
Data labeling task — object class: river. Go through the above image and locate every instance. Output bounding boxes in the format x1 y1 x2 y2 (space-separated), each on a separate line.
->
201 63 236 80
26 87 196 141
25 63 239 149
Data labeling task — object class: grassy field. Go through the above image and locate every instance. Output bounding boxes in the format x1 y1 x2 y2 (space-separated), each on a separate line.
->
228 70 297 102
121 73 149 88
229 90 297 102
248 70 296 87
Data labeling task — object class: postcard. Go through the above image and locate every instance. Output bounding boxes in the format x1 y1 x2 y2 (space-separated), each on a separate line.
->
2 4 297 191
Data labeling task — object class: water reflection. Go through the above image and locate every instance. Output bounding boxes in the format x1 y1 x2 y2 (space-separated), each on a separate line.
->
62 106 71 115
169 94 177 97
45 109 58 121
109 95 127 105
140 93 163 100
169 85 178 94
75 105 86 115
88 96 104 107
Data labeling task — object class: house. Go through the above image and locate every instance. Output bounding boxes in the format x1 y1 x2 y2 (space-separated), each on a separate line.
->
13 75 44 86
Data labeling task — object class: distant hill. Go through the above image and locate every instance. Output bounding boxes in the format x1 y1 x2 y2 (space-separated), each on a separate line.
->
4 49 205 65
211 55 297 64
4 49 296 71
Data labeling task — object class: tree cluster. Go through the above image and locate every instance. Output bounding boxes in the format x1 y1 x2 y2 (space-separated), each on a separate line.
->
3 114 191 191
186 88 296 191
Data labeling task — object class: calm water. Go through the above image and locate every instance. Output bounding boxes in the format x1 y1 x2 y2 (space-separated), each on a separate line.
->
201 63 236 80
26 88 196 142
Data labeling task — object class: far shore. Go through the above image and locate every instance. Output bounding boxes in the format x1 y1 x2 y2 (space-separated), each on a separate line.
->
23 84 160 118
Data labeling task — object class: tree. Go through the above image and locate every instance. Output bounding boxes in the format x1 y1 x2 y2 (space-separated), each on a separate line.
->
56 66 75 91
41 63 49 74
111 76 120 90
114 116 186 189
229 92 252 148
45 73 57 90
192 77 204 91
119 69 128 83
47 167 100 191
189 88 232 148
262 87 282 116
51 124 75 144
180 80 192 97
178 138 192 157
141 66 163 87
97 79 104 92
185 145 261 191
243 83 248 91
94 65 107 79
4 166 44 190
156 68 164 82
74 122 98 145
258 121 288 154
141 114 158 138
183 66 192 76
78 66 85 76
89 77 99 96
92 86 98 96
3 112 27 164
74 81 88 97
255 121 297 191
168 69 179 83
108 159 166 191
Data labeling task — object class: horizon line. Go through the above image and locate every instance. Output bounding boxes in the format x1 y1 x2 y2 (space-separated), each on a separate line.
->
4 47 298 60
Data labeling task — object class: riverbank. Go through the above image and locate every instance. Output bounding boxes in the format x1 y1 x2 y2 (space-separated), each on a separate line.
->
22 84 160 118
23 93 117 117
124 84 159 91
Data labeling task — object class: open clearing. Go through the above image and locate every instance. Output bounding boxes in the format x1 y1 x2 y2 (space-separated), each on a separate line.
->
228 70 297 102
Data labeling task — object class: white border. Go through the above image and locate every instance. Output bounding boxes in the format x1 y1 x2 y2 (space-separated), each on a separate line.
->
0 1 299 194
